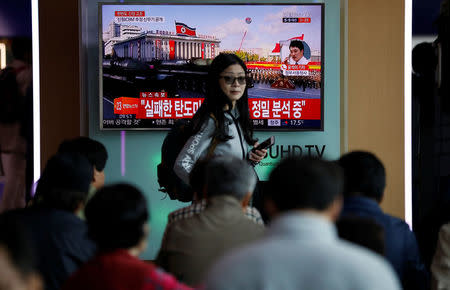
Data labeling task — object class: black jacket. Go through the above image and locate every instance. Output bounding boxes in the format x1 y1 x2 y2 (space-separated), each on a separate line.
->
17 208 96 290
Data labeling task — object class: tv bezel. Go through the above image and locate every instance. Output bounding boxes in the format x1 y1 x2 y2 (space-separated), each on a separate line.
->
98 2 325 131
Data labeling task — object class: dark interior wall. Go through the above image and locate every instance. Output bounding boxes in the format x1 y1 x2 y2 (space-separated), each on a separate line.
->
0 0 32 37
412 0 449 266
39 0 81 168
413 0 442 35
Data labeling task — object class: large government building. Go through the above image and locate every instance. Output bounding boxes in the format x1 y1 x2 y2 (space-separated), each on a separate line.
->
103 22 221 61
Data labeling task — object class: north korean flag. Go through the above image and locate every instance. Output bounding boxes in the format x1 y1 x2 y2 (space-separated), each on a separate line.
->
175 22 197 37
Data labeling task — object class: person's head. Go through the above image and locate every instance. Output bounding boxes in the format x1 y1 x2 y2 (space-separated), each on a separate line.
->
205 156 257 207
412 42 437 77
0 212 42 290
337 151 386 203
208 53 248 109
34 153 93 213
337 216 385 255
58 137 108 189
289 40 304 62
266 157 344 220
189 158 211 200
85 184 149 254
192 53 256 145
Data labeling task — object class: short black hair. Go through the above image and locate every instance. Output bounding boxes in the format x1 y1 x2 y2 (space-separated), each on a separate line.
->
85 184 149 251
267 157 343 211
34 152 93 212
0 211 37 279
289 40 304 51
337 151 386 202
58 137 108 171
337 216 385 255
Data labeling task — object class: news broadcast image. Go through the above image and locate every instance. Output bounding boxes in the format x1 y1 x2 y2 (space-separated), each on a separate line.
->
100 4 323 130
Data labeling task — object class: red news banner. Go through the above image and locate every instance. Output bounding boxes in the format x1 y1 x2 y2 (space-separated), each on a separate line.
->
115 11 145 17
249 99 320 119
114 93 321 120
114 92 204 119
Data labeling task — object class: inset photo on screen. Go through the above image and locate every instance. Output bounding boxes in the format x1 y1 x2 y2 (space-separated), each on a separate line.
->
100 3 324 130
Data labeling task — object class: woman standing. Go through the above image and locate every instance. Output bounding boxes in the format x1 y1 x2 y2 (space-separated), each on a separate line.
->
174 53 266 185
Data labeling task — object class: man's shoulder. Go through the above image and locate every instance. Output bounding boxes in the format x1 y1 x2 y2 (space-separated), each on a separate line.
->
166 203 263 241
335 238 391 266
205 237 400 290
168 202 204 224
382 211 408 224
343 198 409 227
298 57 309 64
20 208 86 229
331 240 400 286
378 211 414 235
166 208 209 238
205 237 266 272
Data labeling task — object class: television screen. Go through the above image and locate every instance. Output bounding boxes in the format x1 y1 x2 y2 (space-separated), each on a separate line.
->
100 3 323 130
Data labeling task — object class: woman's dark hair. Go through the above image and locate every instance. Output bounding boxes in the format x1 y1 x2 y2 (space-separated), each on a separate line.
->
85 183 149 251
191 53 256 145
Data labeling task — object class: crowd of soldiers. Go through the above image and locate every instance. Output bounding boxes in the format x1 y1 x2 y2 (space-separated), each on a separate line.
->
248 68 321 90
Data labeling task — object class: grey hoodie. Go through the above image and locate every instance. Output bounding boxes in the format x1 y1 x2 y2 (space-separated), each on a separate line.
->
174 109 250 184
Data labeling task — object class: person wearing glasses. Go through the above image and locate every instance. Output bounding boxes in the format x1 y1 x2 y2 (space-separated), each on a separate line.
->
174 53 266 187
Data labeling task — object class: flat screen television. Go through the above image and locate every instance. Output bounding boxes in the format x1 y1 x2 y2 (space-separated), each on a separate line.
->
99 3 324 130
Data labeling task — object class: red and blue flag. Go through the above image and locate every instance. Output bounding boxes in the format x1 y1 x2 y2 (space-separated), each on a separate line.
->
175 22 196 37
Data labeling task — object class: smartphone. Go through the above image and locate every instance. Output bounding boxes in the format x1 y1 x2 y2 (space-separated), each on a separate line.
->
253 136 275 151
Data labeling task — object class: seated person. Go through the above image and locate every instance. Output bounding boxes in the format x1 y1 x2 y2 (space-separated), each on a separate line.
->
157 156 265 286
337 216 385 255
57 137 108 219
15 153 96 290
0 212 43 290
204 157 400 290
431 222 450 290
338 151 428 290
57 137 108 191
63 184 191 290
167 158 263 225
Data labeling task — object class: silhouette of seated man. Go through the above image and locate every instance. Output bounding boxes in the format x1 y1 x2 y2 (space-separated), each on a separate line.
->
338 151 428 290
157 156 264 286
15 153 96 290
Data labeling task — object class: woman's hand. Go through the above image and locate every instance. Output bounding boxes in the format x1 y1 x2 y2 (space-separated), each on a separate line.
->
249 142 268 164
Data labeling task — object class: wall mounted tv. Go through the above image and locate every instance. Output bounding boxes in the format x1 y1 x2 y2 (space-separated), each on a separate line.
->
100 3 324 130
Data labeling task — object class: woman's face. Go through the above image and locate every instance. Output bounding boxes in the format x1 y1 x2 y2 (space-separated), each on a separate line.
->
218 64 246 107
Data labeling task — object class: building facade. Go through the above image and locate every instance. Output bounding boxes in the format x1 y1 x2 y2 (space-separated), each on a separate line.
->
111 30 220 61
